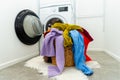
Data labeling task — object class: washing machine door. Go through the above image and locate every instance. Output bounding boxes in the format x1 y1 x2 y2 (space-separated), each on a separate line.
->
15 9 43 45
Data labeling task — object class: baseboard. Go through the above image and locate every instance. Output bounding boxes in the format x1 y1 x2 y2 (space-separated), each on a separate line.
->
0 52 39 70
88 48 120 62
104 50 120 62
88 48 104 52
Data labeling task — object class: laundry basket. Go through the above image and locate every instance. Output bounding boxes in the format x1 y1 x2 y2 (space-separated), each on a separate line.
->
52 46 74 67
43 30 74 67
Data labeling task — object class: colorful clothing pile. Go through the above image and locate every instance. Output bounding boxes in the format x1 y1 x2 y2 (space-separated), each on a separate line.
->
40 23 94 77
51 23 83 47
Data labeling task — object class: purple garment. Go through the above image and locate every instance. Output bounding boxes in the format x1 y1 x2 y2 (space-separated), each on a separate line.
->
40 28 65 77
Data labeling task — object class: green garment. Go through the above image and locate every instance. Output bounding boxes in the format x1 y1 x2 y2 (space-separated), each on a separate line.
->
51 23 83 47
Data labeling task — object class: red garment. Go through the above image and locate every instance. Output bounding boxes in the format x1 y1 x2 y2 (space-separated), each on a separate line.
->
77 28 93 61
78 28 93 41
44 30 50 37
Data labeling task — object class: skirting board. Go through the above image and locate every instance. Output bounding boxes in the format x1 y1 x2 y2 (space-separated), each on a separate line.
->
88 48 104 52
0 52 39 70
104 50 120 62
88 48 120 62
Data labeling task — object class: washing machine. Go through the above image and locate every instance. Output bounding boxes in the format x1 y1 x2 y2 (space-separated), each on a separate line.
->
39 0 75 31
39 0 75 49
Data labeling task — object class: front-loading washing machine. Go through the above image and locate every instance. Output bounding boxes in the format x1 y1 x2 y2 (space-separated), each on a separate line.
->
40 4 75 31
39 1 75 50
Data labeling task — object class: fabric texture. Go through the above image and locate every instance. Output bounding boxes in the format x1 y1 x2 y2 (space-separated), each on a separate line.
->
80 32 92 61
77 28 93 61
40 28 65 77
25 56 92 80
51 23 83 47
69 30 93 76
77 28 93 42
43 29 50 38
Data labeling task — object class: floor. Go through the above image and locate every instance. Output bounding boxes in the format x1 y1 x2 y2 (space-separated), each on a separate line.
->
0 51 120 80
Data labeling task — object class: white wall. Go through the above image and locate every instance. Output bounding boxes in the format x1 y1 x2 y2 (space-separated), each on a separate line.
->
75 0 104 18
75 0 120 61
76 18 104 50
0 0 40 69
105 0 120 61
75 0 104 50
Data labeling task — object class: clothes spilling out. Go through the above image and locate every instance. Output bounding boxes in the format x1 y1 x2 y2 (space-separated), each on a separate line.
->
40 23 94 77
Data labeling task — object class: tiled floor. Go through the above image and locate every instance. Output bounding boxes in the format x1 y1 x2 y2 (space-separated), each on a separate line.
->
0 51 120 80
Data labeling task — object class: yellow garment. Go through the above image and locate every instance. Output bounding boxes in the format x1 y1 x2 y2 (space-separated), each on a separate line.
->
51 23 83 47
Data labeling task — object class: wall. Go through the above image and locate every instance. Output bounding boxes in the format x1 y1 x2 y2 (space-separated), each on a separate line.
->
76 18 104 51
0 0 40 69
75 0 104 51
105 0 120 61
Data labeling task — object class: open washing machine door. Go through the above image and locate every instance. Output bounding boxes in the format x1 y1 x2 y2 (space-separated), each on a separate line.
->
15 9 43 45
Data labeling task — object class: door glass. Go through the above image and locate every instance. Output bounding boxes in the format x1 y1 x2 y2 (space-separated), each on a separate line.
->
23 15 43 38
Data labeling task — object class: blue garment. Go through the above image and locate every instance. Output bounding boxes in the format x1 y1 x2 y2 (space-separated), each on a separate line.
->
69 30 93 76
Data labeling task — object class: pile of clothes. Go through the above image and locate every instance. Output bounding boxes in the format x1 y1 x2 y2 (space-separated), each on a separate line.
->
40 23 94 77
